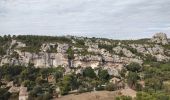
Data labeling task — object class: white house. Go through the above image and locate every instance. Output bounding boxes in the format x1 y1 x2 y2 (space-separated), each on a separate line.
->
19 86 28 100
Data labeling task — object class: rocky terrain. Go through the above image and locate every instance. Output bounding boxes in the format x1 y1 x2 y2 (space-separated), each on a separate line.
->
1 33 170 100
0 33 170 75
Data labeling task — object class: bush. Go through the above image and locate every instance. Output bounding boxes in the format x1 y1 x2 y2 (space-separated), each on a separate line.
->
83 67 96 79
127 72 139 88
98 69 110 81
135 83 142 91
0 88 11 100
78 86 87 93
136 92 170 100
115 95 132 100
126 62 142 72
42 92 52 100
105 83 116 91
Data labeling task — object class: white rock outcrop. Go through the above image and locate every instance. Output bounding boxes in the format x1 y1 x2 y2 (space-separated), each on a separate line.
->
151 33 169 45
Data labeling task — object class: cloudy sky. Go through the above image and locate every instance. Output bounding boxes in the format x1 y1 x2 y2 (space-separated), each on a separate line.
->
0 0 170 39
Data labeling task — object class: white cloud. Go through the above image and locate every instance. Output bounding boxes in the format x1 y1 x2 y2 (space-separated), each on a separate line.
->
0 0 170 39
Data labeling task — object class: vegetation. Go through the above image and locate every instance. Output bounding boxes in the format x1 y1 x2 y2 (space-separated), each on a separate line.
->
1 35 170 99
98 69 110 81
0 35 12 56
136 92 170 100
0 65 113 99
115 95 132 100
126 62 142 72
83 67 96 79
66 47 74 59
0 88 11 100
98 44 116 53
16 35 71 53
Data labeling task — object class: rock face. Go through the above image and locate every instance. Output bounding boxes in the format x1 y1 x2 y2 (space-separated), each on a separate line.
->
0 33 170 74
151 33 169 45
113 46 135 57
129 44 170 61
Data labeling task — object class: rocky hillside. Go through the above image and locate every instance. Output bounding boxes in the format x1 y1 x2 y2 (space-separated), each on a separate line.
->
0 33 170 75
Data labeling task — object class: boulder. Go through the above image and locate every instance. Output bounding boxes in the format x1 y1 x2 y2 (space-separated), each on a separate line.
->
113 46 135 57
57 43 69 53
151 33 169 45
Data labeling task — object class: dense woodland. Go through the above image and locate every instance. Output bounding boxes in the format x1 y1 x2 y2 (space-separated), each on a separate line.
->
0 35 170 100
1 61 170 100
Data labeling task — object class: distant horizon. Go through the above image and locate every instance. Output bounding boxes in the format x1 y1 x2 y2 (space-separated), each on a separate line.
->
0 32 168 40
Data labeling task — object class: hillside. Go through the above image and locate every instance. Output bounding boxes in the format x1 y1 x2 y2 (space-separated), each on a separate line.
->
1 33 170 100
0 33 169 68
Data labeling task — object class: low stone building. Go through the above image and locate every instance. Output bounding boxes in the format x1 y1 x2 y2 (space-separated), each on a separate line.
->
109 77 121 84
19 86 28 100
8 86 20 93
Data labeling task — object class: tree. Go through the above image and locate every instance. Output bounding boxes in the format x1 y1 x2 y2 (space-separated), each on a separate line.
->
0 47 6 55
20 66 39 81
105 83 116 91
145 78 163 92
120 68 127 78
53 71 63 82
145 54 157 62
83 67 96 79
67 47 74 59
98 69 110 81
135 83 142 91
29 86 43 97
4 74 12 81
39 68 49 81
0 88 11 100
35 77 45 85
126 62 142 72
59 74 78 95
42 92 52 100
22 80 35 88
127 72 139 88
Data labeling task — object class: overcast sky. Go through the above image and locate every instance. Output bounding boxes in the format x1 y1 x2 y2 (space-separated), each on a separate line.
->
0 0 170 39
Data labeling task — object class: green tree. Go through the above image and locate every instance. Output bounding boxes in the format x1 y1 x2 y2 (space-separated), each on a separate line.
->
35 77 45 85
127 72 139 88
145 78 163 92
39 68 50 81
29 86 43 97
67 47 74 59
53 71 63 82
105 83 116 91
42 92 52 100
83 67 96 79
59 74 78 95
126 62 142 72
98 69 110 81
0 88 11 100
22 80 35 88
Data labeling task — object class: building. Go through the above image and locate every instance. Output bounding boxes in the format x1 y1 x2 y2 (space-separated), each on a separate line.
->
19 86 28 100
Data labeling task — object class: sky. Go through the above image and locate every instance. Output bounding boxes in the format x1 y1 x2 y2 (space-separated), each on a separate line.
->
0 0 170 39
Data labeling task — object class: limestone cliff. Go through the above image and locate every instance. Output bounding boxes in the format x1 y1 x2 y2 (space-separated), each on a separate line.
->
0 33 170 75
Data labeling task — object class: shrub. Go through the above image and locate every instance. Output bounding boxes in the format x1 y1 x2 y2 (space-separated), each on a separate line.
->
115 95 132 100
105 83 116 91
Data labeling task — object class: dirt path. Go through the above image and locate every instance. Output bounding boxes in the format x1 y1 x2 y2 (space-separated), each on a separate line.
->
54 88 136 100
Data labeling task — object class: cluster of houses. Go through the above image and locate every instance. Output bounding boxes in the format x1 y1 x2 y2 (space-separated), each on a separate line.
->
1 75 126 100
4 81 28 100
